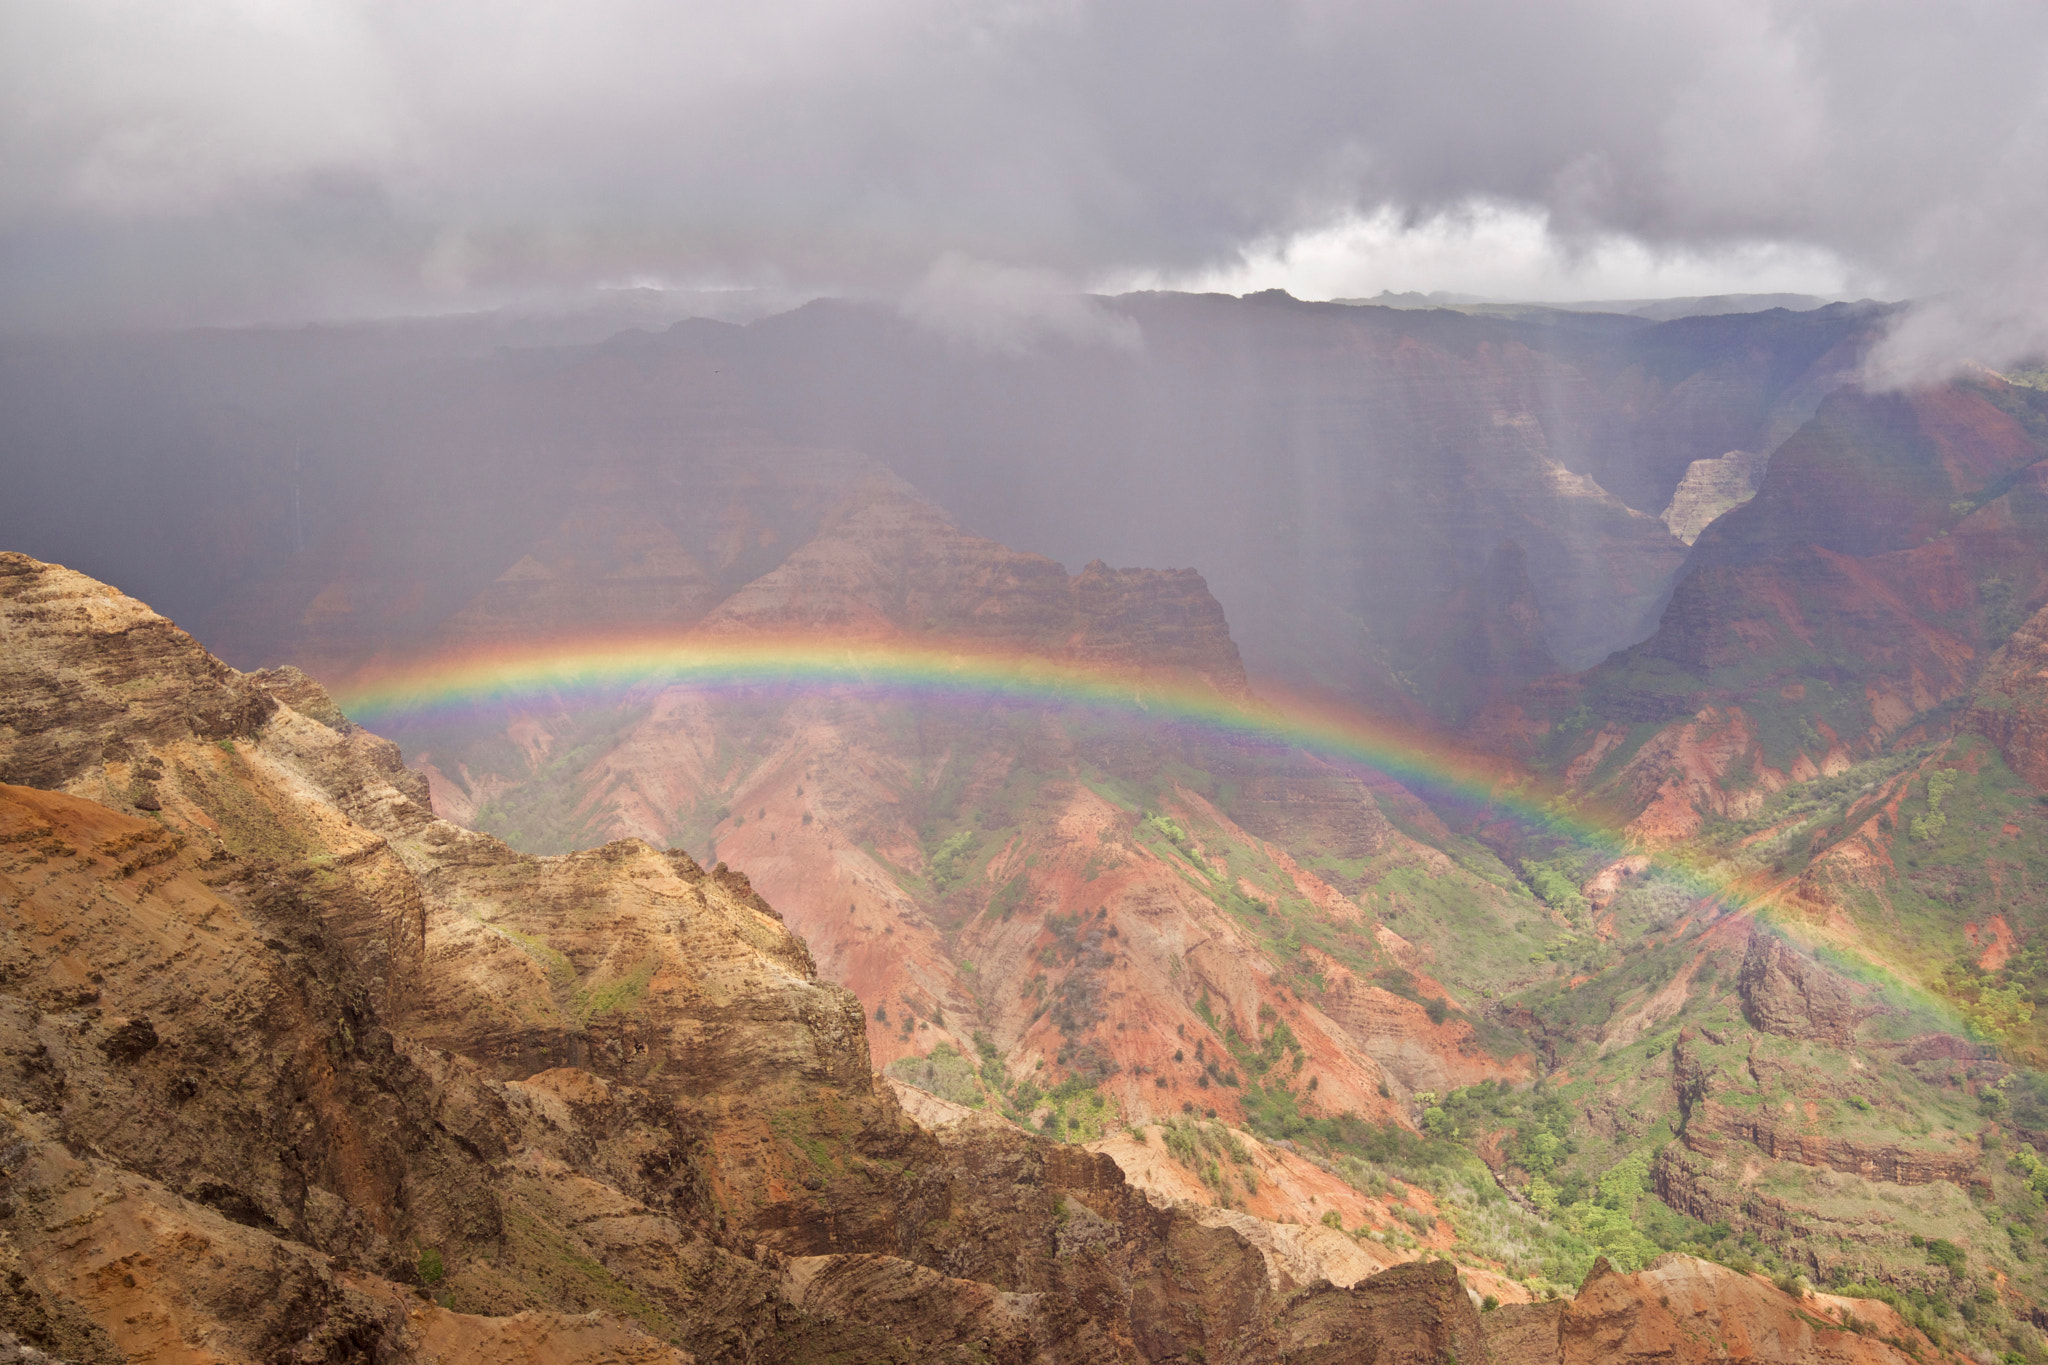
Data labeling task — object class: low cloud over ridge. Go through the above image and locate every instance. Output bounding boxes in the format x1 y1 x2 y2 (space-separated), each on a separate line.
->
5 0 2046 375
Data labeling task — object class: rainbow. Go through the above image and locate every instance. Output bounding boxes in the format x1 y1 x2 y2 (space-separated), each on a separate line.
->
333 631 1997 1047
338 631 1689 885
344 633 1521 799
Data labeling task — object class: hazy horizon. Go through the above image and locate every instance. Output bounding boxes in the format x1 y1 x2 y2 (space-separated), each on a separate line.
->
5 2 2046 382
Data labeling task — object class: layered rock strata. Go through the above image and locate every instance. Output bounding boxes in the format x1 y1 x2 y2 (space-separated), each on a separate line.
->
1490 1255 1935 1365
1967 601 2048 790
1660 450 1765 545
0 549 1799 1362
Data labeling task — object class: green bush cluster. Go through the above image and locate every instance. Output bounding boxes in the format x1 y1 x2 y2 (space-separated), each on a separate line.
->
1144 811 1193 852
924 829 980 891
1522 859 1589 921
2011 1144 2048 1199
1910 768 1958 841
886 1042 985 1107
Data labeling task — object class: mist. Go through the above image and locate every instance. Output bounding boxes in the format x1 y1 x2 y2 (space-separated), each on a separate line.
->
5 1 2047 377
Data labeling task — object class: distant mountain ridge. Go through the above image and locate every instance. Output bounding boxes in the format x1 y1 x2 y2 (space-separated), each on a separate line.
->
1336 289 1856 320
0 289 1885 716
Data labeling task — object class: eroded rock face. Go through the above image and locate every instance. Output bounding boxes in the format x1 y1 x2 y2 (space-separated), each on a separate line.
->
1485 381 2048 844
1660 450 1765 545
1490 1255 1935 1365
5 297 1876 707
1968 602 2048 790
1675 1101 1983 1190
423 633 1534 1136
1737 931 1879 1046
0 550 1631 1363
0 553 276 791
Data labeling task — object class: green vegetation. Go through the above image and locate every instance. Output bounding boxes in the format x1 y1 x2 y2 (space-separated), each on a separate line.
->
886 1042 984 1107
498 927 574 984
1910 767 1957 841
503 1205 677 1338
1522 858 1589 922
1019 1070 1116 1142
572 958 655 1018
1156 1118 1259 1202
924 829 981 892
462 704 659 853
1143 811 1195 856
420 633 2048 1348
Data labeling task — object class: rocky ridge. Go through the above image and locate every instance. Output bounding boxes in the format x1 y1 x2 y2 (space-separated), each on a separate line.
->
1478 378 2048 846
1966 598 2048 789
370 464 1546 1158
0 294 1884 727
0 549 1932 1362
1491 1254 1946 1365
285 373 2048 1346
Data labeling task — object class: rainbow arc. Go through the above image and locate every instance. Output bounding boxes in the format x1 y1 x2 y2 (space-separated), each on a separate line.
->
338 631 1706 892
333 629 1989 1042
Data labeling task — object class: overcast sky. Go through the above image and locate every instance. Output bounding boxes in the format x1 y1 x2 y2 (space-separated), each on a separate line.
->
5 1 2047 375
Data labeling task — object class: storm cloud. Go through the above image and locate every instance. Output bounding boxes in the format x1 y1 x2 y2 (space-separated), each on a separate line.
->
5 0 2046 374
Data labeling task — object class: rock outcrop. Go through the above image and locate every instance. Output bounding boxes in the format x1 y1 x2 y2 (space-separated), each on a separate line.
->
1736 932 1880 1046
1967 601 2048 790
0 294 1878 707
0 550 1684 1362
1483 380 2048 842
693 476 1246 693
379 490 1537 1139
1675 1102 1983 1190
1660 450 1765 545
1488 1255 1936 1364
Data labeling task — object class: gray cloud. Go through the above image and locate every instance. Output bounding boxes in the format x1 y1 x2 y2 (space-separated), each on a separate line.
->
899 253 1141 352
5 0 2046 374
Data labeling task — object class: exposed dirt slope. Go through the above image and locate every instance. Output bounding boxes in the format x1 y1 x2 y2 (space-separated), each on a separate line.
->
1490 1255 1939 1364
372 473 1546 1143
5 548 1794 1363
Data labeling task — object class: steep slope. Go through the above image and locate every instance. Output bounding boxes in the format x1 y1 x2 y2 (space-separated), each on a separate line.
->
725 294 1886 691
1660 450 1766 545
378 483 1548 1148
1966 598 2048 789
1413 383 2048 1351
1481 377 2048 846
1 550 1522 1361
0 549 1926 1363
1491 1255 1948 1365
244 439 1554 1160
139 358 2044 1351
4 295 2033 1356
1704 597 2048 1070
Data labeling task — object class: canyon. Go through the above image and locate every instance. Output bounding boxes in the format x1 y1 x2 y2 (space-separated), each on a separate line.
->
0 292 1883 715
0 550 1944 1362
1 291 2044 1359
